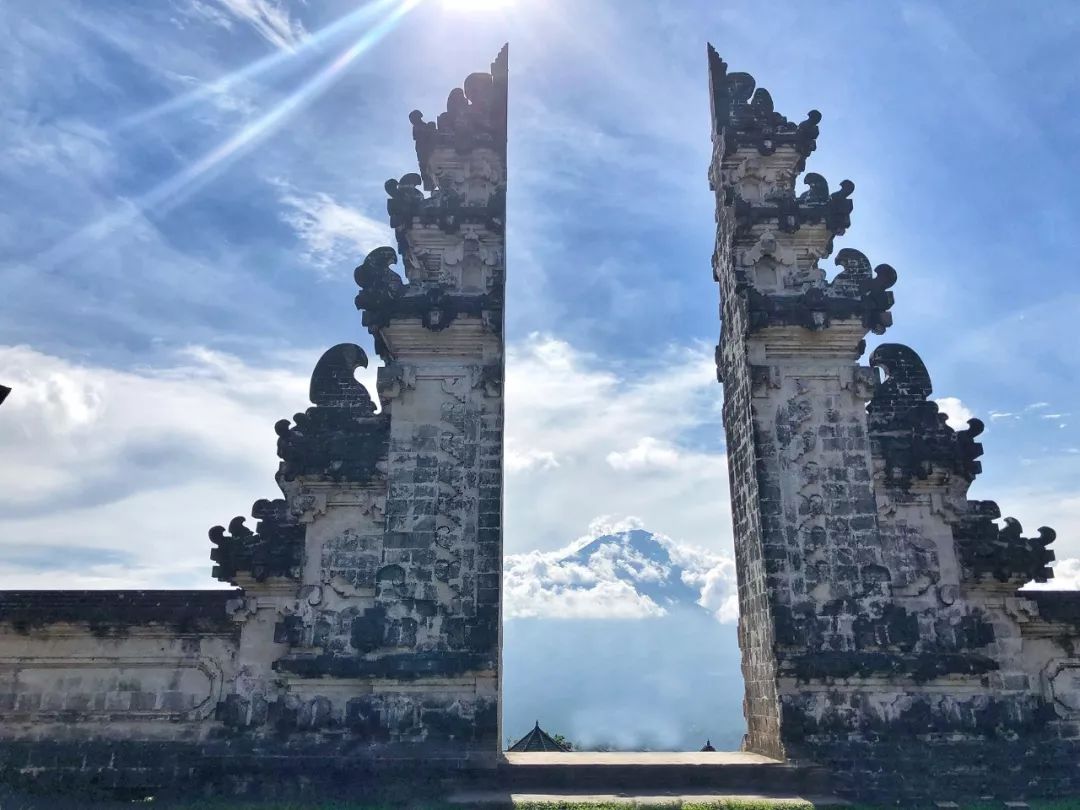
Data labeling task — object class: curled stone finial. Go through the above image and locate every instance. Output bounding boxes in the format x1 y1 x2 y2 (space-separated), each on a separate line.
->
869 344 934 410
0 385 9 406
309 343 376 412
354 246 405 316
272 343 389 483
830 248 896 334
796 111 822 157
799 173 830 203
954 508 1057 586
209 500 304 586
868 343 985 481
385 173 424 238
410 110 438 189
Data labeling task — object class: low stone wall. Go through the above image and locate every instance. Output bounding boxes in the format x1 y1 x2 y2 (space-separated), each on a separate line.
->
0 591 241 794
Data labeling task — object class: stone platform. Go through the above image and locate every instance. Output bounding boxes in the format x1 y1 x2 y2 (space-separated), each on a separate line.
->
468 752 833 797
449 794 837 807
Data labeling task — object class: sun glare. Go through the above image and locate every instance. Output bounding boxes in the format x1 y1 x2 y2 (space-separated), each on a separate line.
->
441 0 515 11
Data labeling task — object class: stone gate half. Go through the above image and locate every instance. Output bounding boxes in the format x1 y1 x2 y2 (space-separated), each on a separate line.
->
708 45 1080 799
0 47 507 792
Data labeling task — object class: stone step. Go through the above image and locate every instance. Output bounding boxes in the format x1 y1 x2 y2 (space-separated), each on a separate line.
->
459 752 833 796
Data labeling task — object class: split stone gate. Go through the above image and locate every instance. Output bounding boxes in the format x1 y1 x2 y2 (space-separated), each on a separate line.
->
0 45 1079 802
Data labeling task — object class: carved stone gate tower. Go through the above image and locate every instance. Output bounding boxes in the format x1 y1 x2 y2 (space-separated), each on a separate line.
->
0 48 507 789
708 46 1080 798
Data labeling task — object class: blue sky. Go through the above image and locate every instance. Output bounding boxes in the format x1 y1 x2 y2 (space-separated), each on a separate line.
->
3 0 1080 597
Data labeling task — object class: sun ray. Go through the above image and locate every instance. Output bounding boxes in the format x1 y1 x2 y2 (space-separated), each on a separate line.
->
114 0 402 132
34 0 424 271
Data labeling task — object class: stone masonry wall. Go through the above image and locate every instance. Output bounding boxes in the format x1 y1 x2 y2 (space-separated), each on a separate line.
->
711 143 783 759
708 45 1080 800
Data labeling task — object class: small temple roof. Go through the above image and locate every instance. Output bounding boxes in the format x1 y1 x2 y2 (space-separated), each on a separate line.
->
507 721 570 752
701 739 716 752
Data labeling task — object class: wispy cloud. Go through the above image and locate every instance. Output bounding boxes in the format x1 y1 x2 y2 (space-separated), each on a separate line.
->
196 0 308 51
276 184 392 271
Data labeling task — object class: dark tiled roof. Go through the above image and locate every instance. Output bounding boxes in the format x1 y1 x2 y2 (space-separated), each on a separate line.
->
507 721 570 752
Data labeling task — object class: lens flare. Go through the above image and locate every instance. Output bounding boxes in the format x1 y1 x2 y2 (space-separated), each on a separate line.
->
116 0 401 132
36 0 422 270
441 0 516 9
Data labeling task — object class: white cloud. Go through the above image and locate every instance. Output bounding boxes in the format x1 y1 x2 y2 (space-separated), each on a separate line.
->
665 539 739 623
195 0 308 51
505 446 559 473
277 186 392 272
1047 558 1080 589
504 334 730 558
933 396 975 430
606 437 682 472
1021 558 1080 591
0 343 377 588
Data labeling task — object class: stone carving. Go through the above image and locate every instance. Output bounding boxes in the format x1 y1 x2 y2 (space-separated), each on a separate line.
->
410 44 508 190
387 174 506 261
953 501 1056 586
354 246 406 315
209 500 304 585
309 342 377 412
355 241 502 337
733 173 854 242
867 343 983 481
385 173 424 228
275 344 388 483
376 361 416 404
744 247 896 333
708 44 820 165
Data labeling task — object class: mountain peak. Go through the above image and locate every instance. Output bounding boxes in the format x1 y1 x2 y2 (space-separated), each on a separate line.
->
562 528 705 613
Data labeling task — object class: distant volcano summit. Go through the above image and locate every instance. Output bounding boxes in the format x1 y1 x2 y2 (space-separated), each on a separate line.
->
562 528 708 613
